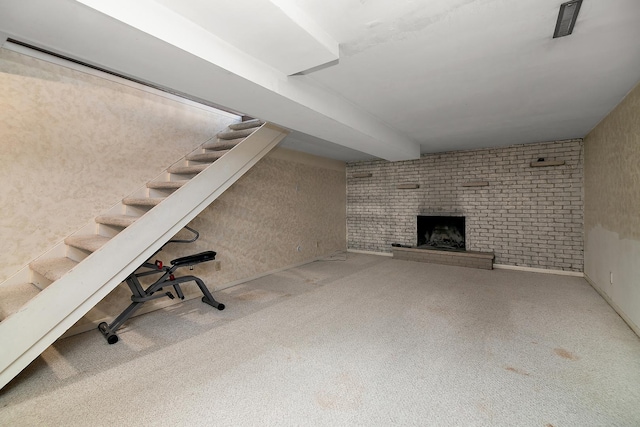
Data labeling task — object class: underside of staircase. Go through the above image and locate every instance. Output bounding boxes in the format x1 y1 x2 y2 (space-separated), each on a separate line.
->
0 119 288 390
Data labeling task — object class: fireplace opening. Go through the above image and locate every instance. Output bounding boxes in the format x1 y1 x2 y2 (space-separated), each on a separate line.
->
417 216 465 251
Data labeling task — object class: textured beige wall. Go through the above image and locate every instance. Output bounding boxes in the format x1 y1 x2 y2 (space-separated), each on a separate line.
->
80 148 347 332
584 81 640 332
0 48 236 282
167 147 346 288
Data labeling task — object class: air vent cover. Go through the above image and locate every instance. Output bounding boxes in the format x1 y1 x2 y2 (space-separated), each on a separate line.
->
554 0 583 38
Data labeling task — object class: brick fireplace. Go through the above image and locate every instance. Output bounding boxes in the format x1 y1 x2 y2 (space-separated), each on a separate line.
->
346 139 584 272
392 214 494 270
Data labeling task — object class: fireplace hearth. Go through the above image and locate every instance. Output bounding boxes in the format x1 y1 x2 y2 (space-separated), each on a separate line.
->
417 216 465 250
394 215 492 269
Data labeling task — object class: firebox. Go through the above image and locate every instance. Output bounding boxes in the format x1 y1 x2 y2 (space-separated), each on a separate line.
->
417 216 465 250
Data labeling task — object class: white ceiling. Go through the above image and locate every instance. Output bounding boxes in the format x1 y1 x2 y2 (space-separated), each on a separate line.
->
1 0 639 162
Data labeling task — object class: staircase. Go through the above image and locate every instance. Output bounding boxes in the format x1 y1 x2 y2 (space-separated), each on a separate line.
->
0 120 289 390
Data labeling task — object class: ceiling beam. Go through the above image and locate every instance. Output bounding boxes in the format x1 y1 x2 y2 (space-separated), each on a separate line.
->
0 0 420 161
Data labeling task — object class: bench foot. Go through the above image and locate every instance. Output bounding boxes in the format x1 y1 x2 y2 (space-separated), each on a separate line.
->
202 297 225 310
98 322 119 345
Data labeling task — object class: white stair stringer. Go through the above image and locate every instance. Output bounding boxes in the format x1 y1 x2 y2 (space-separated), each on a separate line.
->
0 122 288 390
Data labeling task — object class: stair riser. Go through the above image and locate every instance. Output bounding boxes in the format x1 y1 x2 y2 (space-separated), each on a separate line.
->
121 205 146 218
95 216 137 228
30 270 53 291
66 246 91 263
148 188 177 198
97 224 124 238
128 187 151 199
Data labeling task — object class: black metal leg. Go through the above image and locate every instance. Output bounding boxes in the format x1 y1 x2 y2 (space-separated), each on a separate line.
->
99 259 225 344
153 275 225 310
98 301 145 344
173 283 185 300
98 322 119 345
193 277 225 310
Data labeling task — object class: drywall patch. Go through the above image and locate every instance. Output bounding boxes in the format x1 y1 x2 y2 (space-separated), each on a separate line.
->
585 225 640 330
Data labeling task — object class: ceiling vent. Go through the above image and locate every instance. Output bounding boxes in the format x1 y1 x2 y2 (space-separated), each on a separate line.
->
553 0 583 38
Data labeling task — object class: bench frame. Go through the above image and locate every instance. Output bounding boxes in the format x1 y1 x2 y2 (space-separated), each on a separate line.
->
98 227 224 344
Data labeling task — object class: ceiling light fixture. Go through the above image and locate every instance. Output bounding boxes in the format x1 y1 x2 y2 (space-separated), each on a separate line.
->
553 0 583 38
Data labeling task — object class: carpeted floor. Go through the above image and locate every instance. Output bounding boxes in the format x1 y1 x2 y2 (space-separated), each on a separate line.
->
1 253 639 426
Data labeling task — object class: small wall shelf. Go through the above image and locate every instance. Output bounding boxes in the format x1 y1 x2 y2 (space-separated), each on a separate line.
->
397 184 420 189
462 181 489 187
352 172 373 178
530 159 565 167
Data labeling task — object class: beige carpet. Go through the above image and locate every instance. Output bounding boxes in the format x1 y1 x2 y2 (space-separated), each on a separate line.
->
1 253 639 426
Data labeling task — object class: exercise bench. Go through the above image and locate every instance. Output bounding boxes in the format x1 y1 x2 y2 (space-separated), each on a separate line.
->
98 226 225 344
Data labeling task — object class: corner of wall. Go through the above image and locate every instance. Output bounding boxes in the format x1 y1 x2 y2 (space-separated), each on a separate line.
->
584 272 640 338
583 79 640 337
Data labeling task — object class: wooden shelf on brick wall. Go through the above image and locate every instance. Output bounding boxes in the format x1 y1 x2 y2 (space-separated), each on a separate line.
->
396 183 420 189
352 172 373 178
530 159 565 167
462 181 489 187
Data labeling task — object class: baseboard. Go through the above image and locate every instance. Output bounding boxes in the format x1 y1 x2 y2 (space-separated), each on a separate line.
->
210 253 341 293
584 274 640 338
345 253 587 273
347 249 393 257
493 264 584 277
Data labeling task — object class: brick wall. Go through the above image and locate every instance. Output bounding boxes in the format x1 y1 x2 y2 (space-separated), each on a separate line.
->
347 139 583 272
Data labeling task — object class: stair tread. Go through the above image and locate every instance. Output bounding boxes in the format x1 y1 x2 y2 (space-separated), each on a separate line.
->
30 257 78 282
229 119 264 131
147 180 189 190
203 138 244 151
122 197 165 207
95 214 139 227
0 282 41 321
217 127 255 140
168 163 208 175
65 234 111 253
186 150 229 162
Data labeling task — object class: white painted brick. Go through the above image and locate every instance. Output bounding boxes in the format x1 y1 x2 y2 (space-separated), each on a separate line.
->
346 139 584 272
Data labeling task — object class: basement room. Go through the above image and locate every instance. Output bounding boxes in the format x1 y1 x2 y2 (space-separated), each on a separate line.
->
1 0 639 425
